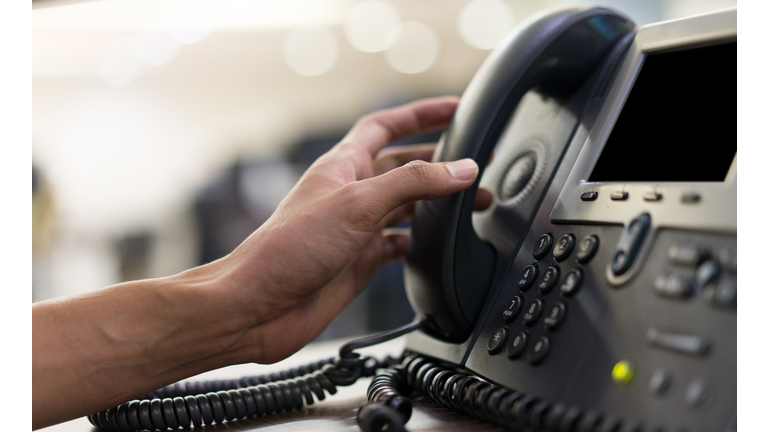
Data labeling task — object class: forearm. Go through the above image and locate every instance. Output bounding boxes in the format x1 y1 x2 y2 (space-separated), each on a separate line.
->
32 258 260 429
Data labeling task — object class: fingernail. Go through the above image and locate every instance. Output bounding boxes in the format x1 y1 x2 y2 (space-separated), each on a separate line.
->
445 158 478 181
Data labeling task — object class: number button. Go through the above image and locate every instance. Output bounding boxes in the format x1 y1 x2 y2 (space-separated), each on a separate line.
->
518 264 539 292
575 235 599 263
532 234 553 260
502 296 524 322
506 331 529 359
523 299 544 326
560 269 583 297
528 335 551 364
543 302 567 330
552 234 576 262
487 327 508 355
538 266 560 294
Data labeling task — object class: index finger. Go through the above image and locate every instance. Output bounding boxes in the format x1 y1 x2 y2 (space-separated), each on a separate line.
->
340 96 459 157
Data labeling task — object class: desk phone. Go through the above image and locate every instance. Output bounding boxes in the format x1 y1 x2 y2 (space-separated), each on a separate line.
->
90 6 736 432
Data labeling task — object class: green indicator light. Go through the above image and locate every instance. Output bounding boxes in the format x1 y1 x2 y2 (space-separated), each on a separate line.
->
612 360 635 385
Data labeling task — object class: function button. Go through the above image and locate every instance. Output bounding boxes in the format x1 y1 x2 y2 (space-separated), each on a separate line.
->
575 235 599 263
643 191 662 201
728 247 737 273
580 191 598 201
667 242 709 267
506 331 529 359
532 234 553 260
552 234 576 262
543 302 567 331
518 264 539 292
685 379 715 409
610 213 651 276
648 369 672 396
502 296 524 322
523 299 545 326
610 191 628 201
681 192 701 203
527 335 551 364
611 360 635 385
704 278 737 308
646 327 709 356
487 327 508 355
653 273 693 299
538 266 560 294
694 260 721 290
560 269 583 297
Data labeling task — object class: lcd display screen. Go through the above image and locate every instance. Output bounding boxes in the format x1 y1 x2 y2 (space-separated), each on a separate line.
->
588 42 735 182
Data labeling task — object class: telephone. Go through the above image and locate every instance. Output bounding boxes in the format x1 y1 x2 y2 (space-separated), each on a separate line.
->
89 5 736 432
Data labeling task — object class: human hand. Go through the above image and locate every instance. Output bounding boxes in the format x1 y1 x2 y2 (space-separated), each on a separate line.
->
216 96 490 363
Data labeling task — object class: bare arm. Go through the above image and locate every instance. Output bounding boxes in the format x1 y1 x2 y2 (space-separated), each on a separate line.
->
32 97 484 429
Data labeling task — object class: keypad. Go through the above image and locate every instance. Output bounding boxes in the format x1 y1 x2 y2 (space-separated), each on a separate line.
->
575 235 599 263
506 331 528 359
528 335 551 364
488 327 508 355
533 234 553 260
523 299 544 326
502 296 524 322
538 266 560 294
560 269 583 297
518 264 539 291
543 302 567 331
552 234 576 262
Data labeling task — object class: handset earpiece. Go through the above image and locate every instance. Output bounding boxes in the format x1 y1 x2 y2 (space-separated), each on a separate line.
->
405 6 634 343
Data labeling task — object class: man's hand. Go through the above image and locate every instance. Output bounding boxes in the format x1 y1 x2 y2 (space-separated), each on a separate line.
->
219 96 485 363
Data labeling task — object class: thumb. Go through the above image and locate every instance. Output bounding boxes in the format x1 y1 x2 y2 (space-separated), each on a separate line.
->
360 158 479 216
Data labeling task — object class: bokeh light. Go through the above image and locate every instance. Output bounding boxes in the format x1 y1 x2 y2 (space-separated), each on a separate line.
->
343 0 401 53
133 16 182 66
168 0 221 45
97 36 144 87
385 21 439 74
283 26 339 76
457 0 515 50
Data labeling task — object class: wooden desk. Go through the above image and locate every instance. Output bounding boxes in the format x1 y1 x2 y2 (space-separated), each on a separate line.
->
39 338 503 432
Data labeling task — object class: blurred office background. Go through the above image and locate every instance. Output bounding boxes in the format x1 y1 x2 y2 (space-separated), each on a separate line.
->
32 0 736 341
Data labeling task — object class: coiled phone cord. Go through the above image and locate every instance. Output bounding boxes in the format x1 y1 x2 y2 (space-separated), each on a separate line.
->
86 320 423 431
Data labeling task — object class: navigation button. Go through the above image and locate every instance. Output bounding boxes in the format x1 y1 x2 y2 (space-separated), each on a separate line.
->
610 213 651 276
502 296 524 322
518 265 539 292
487 327 508 355
532 234 553 260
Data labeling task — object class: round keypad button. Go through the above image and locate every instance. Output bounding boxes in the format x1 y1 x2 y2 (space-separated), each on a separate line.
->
575 235 599 263
532 234 553 260
523 299 544 326
560 268 583 297
518 264 539 292
543 302 567 330
502 296 524 322
528 335 551 364
538 266 560 294
487 327 508 355
507 331 529 359
552 234 576 262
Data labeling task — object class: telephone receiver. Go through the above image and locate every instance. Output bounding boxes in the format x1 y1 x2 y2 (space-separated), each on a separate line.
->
406 6 634 343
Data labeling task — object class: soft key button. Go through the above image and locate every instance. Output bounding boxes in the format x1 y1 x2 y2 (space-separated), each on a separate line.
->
610 213 651 276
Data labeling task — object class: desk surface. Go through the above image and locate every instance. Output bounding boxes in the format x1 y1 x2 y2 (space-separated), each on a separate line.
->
40 338 503 432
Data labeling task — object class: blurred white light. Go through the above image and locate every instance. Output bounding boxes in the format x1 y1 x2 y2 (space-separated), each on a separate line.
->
283 26 339 76
168 0 221 45
344 0 401 53
133 16 182 66
98 36 144 87
457 0 515 50
385 21 439 74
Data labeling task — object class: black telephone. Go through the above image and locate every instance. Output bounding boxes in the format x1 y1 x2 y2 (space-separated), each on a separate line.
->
90 6 736 432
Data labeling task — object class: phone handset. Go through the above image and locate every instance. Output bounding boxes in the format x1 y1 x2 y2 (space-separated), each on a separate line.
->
405 6 634 343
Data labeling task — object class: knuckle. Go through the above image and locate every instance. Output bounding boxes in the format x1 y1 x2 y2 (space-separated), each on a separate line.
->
401 160 433 183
